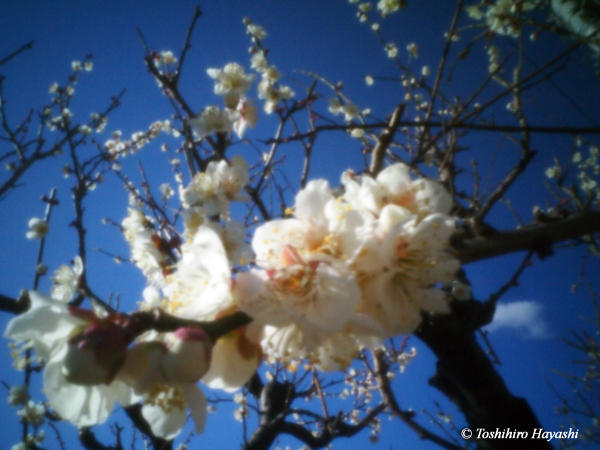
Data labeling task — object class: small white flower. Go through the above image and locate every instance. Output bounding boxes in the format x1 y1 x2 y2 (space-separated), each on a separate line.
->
26 218 49 240
72 61 82 72
247 24 267 40
159 50 178 65
342 103 360 121
189 106 239 140
159 183 175 202
385 43 398 58
377 0 406 16
51 256 84 303
397 347 417 373
7 385 29 406
351 128 365 138
251 51 269 73
365 76 374 86
406 43 418 58
206 63 256 108
17 401 45 427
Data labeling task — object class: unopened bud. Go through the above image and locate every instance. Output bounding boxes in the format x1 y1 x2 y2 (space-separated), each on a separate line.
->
62 321 128 385
162 327 212 383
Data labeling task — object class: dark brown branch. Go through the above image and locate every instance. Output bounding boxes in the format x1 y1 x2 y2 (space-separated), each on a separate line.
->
279 405 385 449
454 210 600 264
0 292 30 314
373 350 464 450
129 309 252 343
79 428 122 450
416 306 552 450
265 121 600 146
0 40 34 66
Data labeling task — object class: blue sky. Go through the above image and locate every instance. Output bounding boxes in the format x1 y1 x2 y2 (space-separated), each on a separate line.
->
1 1 599 449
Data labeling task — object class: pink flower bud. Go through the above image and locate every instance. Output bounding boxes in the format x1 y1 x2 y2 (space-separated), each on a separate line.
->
161 327 212 383
62 321 128 386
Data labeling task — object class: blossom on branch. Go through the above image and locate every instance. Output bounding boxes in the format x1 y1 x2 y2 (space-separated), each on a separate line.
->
122 208 169 286
4 292 135 427
161 225 260 390
179 156 250 217
51 256 83 302
26 218 49 240
189 106 240 140
207 63 256 109
120 327 212 438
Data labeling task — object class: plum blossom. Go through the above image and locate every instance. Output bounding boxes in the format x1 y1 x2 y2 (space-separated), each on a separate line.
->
17 401 45 427
351 207 459 336
247 23 267 40
233 97 259 138
26 218 49 240
207 63 256 108
250 50 269 73
257 78 295 114
162 226 261 391
341 163 452 218
7 385 29 406
51 256 84 302
179 156 250 217
189 106 240 140
122 208 169 286
120 328 212 439
235 180 378 369
377 0 406 16
4 292 135 427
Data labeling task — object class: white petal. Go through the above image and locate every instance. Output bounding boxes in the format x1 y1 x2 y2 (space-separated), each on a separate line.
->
202 335 259 392
377 164 412 194
142 400 186 440
182 384 207 433
4 292 85 360
295 180 333 227
44 357 117 427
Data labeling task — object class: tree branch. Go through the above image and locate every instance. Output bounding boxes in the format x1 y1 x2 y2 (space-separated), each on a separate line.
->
454 210 600 264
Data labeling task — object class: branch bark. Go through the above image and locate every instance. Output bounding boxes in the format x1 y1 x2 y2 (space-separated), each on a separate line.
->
454 210 600 264
416 305 552 450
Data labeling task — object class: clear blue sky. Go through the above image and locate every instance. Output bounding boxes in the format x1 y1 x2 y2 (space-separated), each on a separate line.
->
1 1 599 449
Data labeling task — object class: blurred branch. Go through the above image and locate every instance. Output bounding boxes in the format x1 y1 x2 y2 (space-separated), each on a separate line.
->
0 40 34 67
416 307 552 450
454 210 600 264
373 350 464 450
124 404 172 450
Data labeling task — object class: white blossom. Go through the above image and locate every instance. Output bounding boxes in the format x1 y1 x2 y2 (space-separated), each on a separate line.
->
4 292 135 427
51 256 84 302
7 385 29 406
179 156 250 217
26 218 49 240
189 106 240 140
207 63 256 108
122 208 168 286
377 0 406 16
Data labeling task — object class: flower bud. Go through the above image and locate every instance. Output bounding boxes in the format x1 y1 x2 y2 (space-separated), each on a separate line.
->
62 322 128 386
162 327 212 383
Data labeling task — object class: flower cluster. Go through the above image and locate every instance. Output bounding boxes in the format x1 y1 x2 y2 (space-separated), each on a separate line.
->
190 63 258 140
3 291 217 439
467 0 541 37
234 163 458 369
